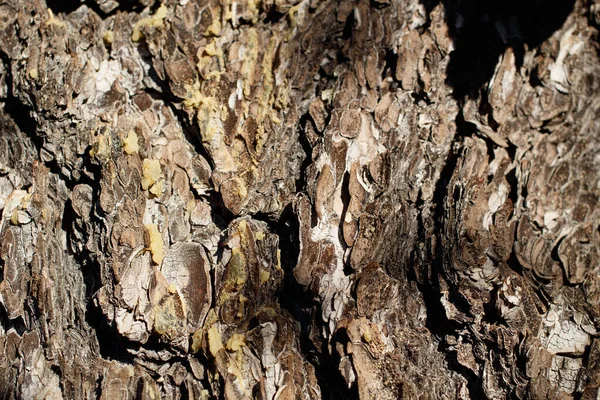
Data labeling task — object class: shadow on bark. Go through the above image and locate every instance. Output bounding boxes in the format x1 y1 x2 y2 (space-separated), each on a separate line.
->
46 0 145 18
420 0 575 98
275 204 358 399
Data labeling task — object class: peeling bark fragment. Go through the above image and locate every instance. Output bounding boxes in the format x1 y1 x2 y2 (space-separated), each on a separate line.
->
161 242 211 332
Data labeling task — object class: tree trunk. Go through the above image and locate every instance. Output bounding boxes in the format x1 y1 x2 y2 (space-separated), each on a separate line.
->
0 0 599 398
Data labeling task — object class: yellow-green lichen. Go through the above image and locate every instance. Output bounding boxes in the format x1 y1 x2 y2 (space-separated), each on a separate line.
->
321 89 334 102
259 269 270 284
191 310 218 353
204 8 221 37
145 223 164 264
247 0 261 23
183 82 221 112
187 86 237 173
252 35 280 152
191 329 203 353
227 353 249 397
103 30 114 45
207 324 224 356
141 159 162 191
230 177 248 200
196 40 225 81
132 4 168 42
226 247 247 289
153 294 184 337
122 130 139 154
241 28 259 98
46 9 66 28
148 180 164 197
226 333 246 352
362 326 372 343
89 133 111 159
287 3 302 30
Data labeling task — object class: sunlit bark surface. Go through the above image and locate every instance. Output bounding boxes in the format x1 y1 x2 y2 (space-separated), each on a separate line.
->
0 0 599 398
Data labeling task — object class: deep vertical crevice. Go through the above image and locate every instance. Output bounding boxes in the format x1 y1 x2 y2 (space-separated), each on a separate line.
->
295 113 315 193
273 204 357 399
407 108 490 398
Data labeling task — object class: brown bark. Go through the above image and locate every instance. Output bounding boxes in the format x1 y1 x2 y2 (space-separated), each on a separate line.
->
0 0 599 398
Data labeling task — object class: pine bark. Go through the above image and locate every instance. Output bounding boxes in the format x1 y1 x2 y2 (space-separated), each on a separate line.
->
0 0 599 398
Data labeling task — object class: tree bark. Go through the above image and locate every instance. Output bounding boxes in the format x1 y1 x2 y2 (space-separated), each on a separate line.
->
0 0 599 398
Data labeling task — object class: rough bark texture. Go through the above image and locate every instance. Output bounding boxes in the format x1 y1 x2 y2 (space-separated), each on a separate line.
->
0 0 599 398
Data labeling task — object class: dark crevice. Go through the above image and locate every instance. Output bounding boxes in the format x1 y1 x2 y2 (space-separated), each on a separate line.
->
295 113 315 193
0 50 110 359
550 236 565 265
480 98 500 132
0 51 79 189
64 196 137 364
85 298 138 364
383 48 398 81
505 166 519 213
3 42 128 366
95 376 103 398
407 108 491 397
208 190 236 231
370 0 391 9
138 57 237 235
420 0 575 99
446 350 482 390
529 65 544 87
411 190 429 283
76 243 138 364
485 138 496 184
52 365 70 400
411 89 433 105
135 50 220 213
0 306 27 335
46 0 145 19
135 378 145 398
142 88 214 171
506 239 524 276
578 343 594 396
273 204 357 399
137 336 189 365
46 0 101 16
447 284 475 318
506 141 517 161
263 6 286 23
454 109 478 139
318 328 358 400
481 286 506 326
61 200 79 247
179 381 190 400
54 154 139 365
250 210 281 230
342 9 355 41
338 171 352 275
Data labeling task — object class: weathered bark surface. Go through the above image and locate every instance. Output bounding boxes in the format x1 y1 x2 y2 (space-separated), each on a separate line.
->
0 0 599 398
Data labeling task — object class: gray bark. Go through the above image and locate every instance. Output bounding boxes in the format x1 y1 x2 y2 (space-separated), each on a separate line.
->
0 0 599 398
